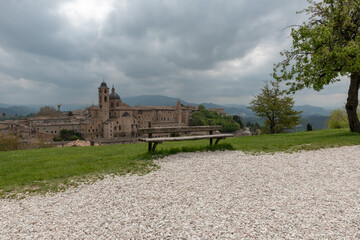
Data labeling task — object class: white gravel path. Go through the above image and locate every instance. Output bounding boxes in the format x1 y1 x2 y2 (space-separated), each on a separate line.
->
1 146 360 239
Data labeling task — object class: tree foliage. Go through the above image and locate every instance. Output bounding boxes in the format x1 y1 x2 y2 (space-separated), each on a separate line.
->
328 108 349 128
191 105 240 133
274 0 360 132
0 134 19 151
246 121 262 132
36 106 58 117
53 129 82 141
327 106 360 128
232 115 244 128
248 81 302 134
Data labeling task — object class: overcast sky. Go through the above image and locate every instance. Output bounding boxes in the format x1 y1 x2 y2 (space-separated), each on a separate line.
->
0 0 350 107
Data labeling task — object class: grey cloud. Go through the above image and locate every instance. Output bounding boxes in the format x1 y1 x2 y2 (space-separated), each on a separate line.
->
0 0 321 106
103 0 305 71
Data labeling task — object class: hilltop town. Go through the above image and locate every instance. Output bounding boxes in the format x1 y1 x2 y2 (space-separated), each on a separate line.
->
0 81 227 145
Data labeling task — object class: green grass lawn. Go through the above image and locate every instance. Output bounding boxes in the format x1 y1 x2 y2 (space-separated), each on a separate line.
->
0 128 359 198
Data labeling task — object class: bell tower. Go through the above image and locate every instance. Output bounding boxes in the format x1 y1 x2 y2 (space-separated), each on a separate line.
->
98 80 110 119
175 100 182 126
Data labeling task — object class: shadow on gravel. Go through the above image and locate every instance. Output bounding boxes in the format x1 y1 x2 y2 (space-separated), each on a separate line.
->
136 143 234 160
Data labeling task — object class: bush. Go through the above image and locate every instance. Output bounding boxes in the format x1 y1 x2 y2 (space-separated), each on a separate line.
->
36 106 58 117
70 135 80 141
307 123 313 131
0 134 19 151
191 106 240 133
59 129 83 141
327 106 360 129
327 109 349 129
232 115 244 128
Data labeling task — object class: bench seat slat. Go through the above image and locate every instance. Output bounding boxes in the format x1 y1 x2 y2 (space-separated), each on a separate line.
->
138 125 222 134
139 134 233 143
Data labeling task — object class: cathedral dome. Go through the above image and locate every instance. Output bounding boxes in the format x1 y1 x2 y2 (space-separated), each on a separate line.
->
110 86 121 100
110 92 121 100
99 81 108 88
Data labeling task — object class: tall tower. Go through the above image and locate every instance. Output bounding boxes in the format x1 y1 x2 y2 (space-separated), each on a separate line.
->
175 100 182 126
98 80 110 119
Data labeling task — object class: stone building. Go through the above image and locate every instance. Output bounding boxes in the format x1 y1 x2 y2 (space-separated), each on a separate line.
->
79 81 191 140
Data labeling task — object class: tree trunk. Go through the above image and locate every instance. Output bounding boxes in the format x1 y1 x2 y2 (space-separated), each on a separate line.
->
345 72 360 133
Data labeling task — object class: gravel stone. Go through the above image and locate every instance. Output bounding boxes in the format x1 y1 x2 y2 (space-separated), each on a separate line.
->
1 146 360 239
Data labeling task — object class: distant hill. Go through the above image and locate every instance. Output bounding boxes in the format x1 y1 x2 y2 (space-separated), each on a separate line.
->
0 105 37 116
0 103 11 108
298 115 330 131
0 96 333 130
123 95 192 107
0 104 87 116
294 105 331 117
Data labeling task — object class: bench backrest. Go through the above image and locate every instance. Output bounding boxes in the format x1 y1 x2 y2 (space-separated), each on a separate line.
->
137 125 221 134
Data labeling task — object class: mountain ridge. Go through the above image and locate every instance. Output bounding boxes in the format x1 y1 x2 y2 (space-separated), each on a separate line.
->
1 95 332 117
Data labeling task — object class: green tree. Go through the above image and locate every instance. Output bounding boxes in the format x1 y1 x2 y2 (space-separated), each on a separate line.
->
232 115 244 128
191 106 240 132
327 106 360 129
248 80 302 134
0 134 19 151
245 121 262 132
36 106 58 117
58 129 82 141
198 105 206 111
274 0 360 133
328 108 349 129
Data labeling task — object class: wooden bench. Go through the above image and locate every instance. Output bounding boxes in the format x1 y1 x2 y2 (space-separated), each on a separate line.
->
138 124 233 152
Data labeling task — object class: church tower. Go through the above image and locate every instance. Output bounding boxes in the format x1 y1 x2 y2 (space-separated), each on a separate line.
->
175 100 182 126
98 81 110 119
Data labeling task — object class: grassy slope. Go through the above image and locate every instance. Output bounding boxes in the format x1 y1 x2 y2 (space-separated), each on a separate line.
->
0 143 158 198
227 128 360 152
0 129 359 198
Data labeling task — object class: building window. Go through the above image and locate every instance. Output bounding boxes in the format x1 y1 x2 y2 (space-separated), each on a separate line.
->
114 126 116 130
104 96 107 102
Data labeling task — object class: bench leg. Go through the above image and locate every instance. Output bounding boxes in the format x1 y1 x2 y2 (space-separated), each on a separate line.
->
215 138 221 145
210 138 213 146
148 142 152 152
152 142 158 152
